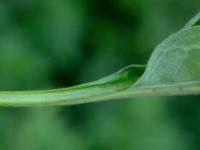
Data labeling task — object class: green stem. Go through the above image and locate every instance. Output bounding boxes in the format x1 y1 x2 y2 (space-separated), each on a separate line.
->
0 65 145 107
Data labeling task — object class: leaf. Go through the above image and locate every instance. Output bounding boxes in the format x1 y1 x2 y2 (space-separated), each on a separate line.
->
1 12 200 106
132 12 200 92
134 27 200 87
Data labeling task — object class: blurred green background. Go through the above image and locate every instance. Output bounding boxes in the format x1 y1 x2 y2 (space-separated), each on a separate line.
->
0 0 200 150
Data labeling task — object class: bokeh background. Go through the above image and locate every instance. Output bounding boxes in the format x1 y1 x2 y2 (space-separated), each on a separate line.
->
0 0 200 149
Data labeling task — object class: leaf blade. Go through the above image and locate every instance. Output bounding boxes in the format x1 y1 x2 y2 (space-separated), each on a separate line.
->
133 26 200 88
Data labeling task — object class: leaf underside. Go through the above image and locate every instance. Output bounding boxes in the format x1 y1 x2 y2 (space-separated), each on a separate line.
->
1 12 200 106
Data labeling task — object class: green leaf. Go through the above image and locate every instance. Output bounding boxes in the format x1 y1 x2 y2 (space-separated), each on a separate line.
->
1 12 200 107
134 27 200 87
133 12 200 92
